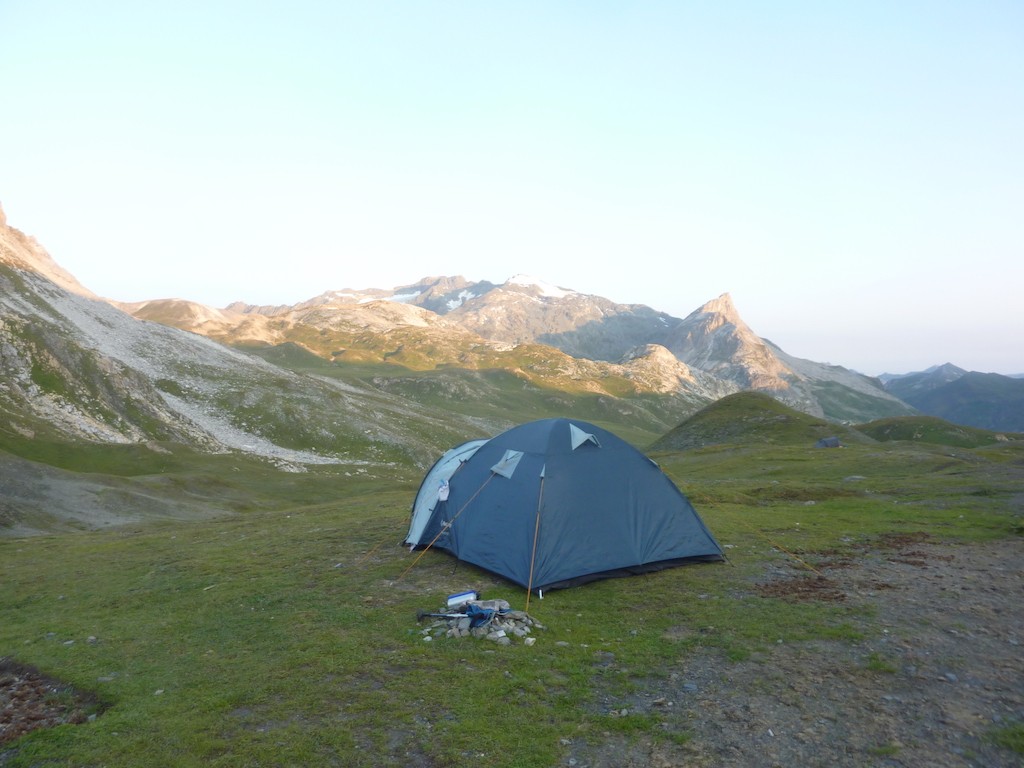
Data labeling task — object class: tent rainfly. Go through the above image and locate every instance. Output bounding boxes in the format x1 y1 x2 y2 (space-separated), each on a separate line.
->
404 418 724 592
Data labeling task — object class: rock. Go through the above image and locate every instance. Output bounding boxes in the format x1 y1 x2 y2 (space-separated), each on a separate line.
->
414 603 544 645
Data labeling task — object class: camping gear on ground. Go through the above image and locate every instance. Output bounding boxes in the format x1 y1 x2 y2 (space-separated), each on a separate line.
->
446 590 479 609
404 418 724 593
416 599 543 644
416 598 511 628
464 602 498 628
416 610 467 621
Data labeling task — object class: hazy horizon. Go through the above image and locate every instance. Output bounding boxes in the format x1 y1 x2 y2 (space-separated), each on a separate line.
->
1 2 1021 376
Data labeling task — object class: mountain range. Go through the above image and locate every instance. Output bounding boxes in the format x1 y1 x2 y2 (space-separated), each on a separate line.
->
120 273 917 423
882 363 1024 432
2 202 1020 472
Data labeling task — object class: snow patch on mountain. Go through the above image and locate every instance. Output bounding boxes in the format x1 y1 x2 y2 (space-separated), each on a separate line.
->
386 290 423 304
505 274 573 298
446 290 477 310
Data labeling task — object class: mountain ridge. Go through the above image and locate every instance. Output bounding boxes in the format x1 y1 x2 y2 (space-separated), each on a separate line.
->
207 275 912 424
3 203 1022 535
884 366 1024 432
7 201 1018 446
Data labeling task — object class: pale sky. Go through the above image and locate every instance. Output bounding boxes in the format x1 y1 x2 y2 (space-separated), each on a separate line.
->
2 1 1022 376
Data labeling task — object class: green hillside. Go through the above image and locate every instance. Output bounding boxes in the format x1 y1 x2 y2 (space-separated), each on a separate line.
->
855 415 1024 448
244 342 702 449
649 391 872 452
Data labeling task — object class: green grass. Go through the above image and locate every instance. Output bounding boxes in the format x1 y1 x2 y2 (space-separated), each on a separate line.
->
1 439 1021 766
988 722 1024 754
856 415 1021 447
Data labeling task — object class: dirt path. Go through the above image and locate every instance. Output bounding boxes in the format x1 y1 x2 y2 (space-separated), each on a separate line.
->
568 535 1024 767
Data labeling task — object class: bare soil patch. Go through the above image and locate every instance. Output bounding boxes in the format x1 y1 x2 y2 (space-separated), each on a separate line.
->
0 659 103 747
567 535 1024 767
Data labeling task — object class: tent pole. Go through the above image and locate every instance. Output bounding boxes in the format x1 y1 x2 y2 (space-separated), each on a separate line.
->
525 476 545 613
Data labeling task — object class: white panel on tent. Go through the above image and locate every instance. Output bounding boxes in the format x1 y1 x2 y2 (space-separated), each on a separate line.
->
406 439 488 547
570 423 600 450
491 449 524 479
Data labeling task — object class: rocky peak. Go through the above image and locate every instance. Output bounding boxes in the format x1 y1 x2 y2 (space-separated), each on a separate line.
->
696 292 740 322
930 363 968 381
663 292 791 390
0 206 96 299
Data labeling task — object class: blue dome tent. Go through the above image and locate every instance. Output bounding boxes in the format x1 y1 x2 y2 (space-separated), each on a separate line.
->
404 418 723 593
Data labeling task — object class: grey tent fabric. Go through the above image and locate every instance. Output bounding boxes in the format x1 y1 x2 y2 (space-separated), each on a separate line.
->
490 449 524 479
405 418 724 591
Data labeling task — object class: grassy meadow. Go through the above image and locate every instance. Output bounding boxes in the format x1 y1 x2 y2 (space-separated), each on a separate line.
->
2 431 1022 766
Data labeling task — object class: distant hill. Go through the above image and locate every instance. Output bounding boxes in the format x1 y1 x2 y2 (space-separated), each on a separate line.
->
884 365 1024 432
648 392 872 452
855 416 1023 448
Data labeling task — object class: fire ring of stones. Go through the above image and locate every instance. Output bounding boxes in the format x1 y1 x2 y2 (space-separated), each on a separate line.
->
416 599 545 646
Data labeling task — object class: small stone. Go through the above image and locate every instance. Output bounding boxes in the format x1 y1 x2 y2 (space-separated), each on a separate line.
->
87 636 98 644
423 636 433 642
154 689 164 695
524 637 536 647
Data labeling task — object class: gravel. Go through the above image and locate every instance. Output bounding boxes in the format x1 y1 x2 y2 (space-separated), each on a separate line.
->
566 535 1024 767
